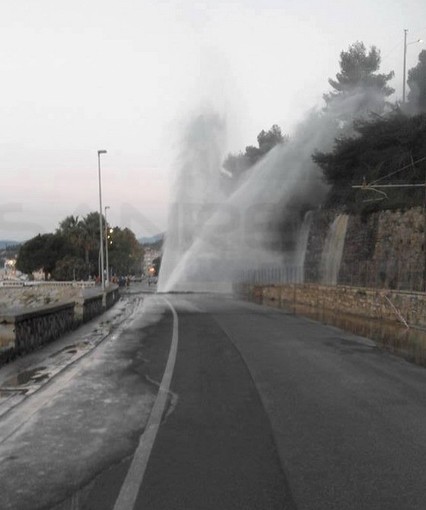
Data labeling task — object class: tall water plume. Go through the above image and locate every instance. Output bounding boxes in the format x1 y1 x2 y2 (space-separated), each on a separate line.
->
158 111 227 292
158 89 382 293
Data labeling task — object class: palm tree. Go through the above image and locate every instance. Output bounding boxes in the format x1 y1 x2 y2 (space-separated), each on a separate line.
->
57 215 82 256
81 212 102 275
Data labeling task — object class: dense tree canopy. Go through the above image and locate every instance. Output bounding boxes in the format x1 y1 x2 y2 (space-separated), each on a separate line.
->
324 41 394 118
312 112 426 211
58 212 101 267
309 41 426 213
216 40 426 219
407 50 426 113
56 213 101 276
256 124 287 157
223 124 287 181
16 233 71 280
108 227 144 276
52 255 87 281
16 213 144 280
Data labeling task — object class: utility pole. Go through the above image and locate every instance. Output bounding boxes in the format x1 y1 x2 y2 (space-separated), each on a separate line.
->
402 29 423 103
403 29 408 103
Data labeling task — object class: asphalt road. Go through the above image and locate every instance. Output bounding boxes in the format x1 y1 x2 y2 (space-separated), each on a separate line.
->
1 289 426 509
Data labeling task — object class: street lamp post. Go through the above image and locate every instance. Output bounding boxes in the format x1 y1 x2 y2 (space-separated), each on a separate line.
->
403 29 423 103
97 149 107 290
105 205 110 286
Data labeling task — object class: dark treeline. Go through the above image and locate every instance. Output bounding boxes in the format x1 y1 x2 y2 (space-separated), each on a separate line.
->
313 112 426 213
16 213 143 281
223 124 288 180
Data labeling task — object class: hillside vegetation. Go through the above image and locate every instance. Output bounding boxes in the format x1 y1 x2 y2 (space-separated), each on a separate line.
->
223 43 426 215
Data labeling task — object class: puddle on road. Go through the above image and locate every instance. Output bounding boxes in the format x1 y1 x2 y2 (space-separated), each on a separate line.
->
1 389 20 398
261 298 426 368
2 366 48 388
1 339 91 397
49 341 89 358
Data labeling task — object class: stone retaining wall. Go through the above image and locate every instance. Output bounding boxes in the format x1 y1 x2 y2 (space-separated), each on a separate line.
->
0 286 121 363
75 294 104 324
304 207 425 291
0 285 84 312
0 302 75 364
14 303 75 353
236 283 426 328
105 287 120 310
74 287 120 324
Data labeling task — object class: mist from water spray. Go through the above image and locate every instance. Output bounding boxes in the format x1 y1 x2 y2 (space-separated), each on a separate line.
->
158 112 227 292
158 88 386 293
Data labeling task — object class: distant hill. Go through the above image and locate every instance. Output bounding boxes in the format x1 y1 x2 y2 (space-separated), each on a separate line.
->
0 240 20 249
138 233 165 246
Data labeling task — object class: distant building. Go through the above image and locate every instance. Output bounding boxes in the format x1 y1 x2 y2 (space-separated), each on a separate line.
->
143 247 162 275
0 258 16 280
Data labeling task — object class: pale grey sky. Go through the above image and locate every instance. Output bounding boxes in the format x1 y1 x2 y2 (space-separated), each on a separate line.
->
1 0 425 240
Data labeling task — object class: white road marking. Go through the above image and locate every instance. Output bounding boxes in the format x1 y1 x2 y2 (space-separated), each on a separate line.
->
113 296 179 510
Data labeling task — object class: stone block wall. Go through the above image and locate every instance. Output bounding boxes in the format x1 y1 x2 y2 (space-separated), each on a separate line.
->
372 208 425 290
74 294 104 324
0 285 121 364
305 207 426 291
74 286 120 324
338 213 378 287
0 302 75 354
0 285 83 313
236 283 426 328
106 287 120 310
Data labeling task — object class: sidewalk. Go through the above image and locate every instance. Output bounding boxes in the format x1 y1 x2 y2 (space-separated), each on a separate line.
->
0 295 136 419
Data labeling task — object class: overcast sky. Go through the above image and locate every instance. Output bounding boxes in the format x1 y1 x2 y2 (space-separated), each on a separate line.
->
1 0 425 241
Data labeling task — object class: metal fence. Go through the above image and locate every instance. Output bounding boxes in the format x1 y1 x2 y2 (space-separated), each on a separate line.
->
236 266 304 285
335 264 425 293
236 263 425 292
0 280 96 288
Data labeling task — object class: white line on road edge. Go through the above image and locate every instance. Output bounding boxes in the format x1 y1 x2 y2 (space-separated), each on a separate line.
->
113 297 179 510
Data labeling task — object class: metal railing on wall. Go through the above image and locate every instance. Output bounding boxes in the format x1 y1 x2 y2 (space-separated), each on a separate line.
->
236 263 424 292
0 280 96 288
335 264 424 292
236 266 304 285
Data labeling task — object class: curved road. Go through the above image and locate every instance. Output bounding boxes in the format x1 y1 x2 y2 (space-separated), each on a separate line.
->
1 289 426 509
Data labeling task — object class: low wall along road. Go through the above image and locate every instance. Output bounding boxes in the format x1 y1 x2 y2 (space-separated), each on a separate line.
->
0 283 120 365
236 283 426 329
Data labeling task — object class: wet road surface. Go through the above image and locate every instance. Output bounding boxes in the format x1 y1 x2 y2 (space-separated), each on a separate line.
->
1 288 426 509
